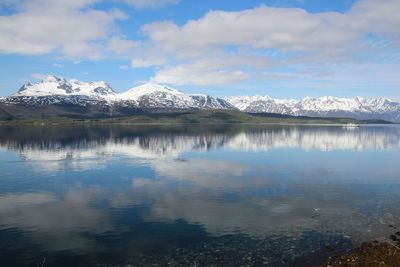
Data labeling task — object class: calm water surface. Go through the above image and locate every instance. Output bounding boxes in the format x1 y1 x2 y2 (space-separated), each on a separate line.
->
0 124 400 266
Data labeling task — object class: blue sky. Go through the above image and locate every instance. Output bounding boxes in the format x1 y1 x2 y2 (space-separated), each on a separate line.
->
0 0 399 100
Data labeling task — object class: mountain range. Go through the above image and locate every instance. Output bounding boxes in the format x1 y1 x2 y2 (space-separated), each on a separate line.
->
1 75 399 122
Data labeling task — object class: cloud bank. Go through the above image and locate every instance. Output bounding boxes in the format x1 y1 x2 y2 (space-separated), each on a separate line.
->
1 0 399 87
137 0 400 85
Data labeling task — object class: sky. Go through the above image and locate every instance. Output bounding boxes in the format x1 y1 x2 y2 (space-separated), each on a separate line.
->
0 0 399 100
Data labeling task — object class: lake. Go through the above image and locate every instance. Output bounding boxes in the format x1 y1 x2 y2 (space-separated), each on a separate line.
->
0 124 400 266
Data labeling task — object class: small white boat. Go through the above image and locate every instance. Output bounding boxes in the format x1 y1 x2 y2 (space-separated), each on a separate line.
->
343 123 360 129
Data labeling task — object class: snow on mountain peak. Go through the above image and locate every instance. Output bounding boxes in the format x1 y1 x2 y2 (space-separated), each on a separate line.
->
7 77 233 110
4 76 400 121
15 76 116 98
42 75 66 83
225 94 400 121
112 82 200 108
124 82 183 96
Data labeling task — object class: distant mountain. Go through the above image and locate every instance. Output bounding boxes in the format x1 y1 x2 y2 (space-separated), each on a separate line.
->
225 95 400 122
112 83 233 110
15 75 117 98
2 76 233 111
1 76 399 121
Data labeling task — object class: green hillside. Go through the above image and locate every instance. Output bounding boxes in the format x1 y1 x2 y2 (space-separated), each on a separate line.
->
0 103 391 125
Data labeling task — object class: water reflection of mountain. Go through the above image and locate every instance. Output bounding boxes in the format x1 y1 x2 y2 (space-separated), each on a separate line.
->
227 126 400 151
1 124 400 262
0 125 399 165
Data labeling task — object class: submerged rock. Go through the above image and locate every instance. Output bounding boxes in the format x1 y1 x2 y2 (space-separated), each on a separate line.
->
115 232 352 267
319 241 400 267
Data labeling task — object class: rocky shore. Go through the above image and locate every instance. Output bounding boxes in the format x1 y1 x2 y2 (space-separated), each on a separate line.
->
319 230 400 267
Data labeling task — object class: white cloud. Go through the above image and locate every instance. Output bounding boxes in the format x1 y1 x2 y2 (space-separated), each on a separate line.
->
0 0 127 60
349 0 400 39
152 68 249 86
119 0 179 9
107 36 141 55
151 56 271 85
140 0 400 58
131 57 166 68
141 7 357 56
2 0 400 88
52 63 63 68
119 65 129 70
135 0 400 86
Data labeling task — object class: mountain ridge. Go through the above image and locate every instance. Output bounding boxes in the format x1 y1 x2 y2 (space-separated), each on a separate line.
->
225 95 400 122
4 76 233 111
1 76 399 122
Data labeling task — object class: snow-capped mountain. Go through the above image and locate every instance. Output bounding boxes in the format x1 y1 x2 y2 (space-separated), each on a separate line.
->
114 83 195 109
2 75 399 121
4 76 115 107
15 76 116 98
225 95 400 122
112 83 233 109
2 76 233 110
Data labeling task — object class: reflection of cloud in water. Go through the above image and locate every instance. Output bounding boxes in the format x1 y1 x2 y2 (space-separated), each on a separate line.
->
1 164 400 253
0 125 399 248
129 177 400 242
126 163 327 236
0 189 111 251
130 157 400 240
153 159 255 188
